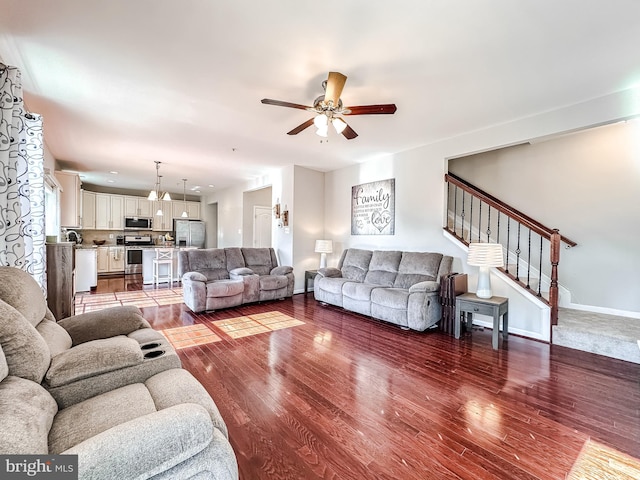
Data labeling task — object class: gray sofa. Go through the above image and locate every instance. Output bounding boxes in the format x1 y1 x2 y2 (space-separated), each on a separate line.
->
314 248 453 331
0 266 238 479
179 247 294 313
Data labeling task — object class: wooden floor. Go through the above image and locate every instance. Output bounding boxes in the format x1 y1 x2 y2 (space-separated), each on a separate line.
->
93 276 640 480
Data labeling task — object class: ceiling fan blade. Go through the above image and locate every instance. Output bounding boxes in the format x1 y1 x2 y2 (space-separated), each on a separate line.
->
342 124 358 140
287 118 315 135
324 72 347 107
344 104 397 115
261 99 312 110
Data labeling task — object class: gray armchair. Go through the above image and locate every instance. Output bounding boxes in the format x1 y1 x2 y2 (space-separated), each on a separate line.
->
0 267 180 407
0 342 238 479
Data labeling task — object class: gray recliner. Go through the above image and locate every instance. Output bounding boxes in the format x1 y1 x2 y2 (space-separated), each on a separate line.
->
0 266 181 408
0 341 238 479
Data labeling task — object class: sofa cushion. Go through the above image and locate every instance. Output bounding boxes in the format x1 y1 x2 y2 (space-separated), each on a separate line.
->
242 248 275 276
0 266 48 326
371 287 410 310
317 277 352 295
342 282 380 301
0 375 58 454
364 250 402 286
186 249 229 280
0 299 51 383
49 383 157 454
393 252 443 289
36 319 73 357
259 275 289 292
46 337 143 388
145 368 229 439
340 248 373 282
206 279 244 298
224 247 246 271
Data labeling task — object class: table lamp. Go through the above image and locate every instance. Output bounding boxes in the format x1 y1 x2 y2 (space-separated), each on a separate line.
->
314 240 333 269
467 243 504 299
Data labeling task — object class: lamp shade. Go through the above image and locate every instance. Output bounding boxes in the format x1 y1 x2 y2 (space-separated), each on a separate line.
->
467 243 503 299
467 243 504 268
314 240 333 254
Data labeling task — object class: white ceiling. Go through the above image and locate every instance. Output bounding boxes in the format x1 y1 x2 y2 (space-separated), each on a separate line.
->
1 0 639 196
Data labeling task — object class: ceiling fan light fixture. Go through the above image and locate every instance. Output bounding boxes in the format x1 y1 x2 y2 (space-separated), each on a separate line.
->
332 117 347 134
315 126 328 137
313 114 328 129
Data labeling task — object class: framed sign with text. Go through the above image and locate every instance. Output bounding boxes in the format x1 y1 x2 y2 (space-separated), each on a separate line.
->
351 178 395 235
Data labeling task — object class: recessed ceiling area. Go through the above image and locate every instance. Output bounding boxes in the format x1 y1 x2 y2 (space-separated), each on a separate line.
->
1 0 639 195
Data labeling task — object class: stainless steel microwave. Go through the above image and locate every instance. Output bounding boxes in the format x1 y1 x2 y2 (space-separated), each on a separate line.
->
124 217 153 230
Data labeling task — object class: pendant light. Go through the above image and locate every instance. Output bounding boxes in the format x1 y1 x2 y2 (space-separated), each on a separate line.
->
181 178 188 218
148 161 172 202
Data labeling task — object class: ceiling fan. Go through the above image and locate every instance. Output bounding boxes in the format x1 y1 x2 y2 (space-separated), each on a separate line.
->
261 71 397 140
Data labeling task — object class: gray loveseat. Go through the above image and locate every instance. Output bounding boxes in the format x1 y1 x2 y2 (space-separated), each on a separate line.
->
314 248 453 331
179 247 294 313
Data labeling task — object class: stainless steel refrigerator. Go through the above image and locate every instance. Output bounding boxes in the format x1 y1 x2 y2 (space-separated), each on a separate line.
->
174 219 206 248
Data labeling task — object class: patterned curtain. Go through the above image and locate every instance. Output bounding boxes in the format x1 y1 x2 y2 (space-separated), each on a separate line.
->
0 63 46 291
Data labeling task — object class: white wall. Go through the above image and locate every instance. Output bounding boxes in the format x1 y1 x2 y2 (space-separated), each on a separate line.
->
449 120 640 315
322 87 640 340
292 166 325 291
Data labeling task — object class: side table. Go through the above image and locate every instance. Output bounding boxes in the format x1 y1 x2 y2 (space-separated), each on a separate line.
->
455 292 509 350
304 270 318 294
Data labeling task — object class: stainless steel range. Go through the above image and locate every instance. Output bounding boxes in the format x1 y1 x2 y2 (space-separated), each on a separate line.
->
124 235 153 274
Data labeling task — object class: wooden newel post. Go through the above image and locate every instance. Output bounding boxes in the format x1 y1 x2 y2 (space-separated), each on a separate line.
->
549 229 561 333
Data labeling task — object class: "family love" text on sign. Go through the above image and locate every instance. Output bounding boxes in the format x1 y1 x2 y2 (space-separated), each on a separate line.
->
351 178 395 235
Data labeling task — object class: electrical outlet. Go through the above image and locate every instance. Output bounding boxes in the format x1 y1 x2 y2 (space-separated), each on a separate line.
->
109 234 114 239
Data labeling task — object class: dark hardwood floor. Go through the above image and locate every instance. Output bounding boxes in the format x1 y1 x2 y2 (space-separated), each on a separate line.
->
93 276 640 479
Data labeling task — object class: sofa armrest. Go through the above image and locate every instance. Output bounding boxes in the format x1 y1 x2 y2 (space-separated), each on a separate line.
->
58 306 150 346
409 280 440 294
317 267 342 278
182 271 207 282
63 404 214 479
270 265 293 276
45 337 143 387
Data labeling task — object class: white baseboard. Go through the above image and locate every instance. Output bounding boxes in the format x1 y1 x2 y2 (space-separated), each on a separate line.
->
564 302 640 319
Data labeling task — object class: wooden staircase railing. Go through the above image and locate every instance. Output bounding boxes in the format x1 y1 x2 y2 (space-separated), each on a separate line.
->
444 173 577 332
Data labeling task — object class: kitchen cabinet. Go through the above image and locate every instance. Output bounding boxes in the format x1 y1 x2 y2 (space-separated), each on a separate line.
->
81 190 96 229
152 201 173 231
96 247 109 273
108 246 125 272
172 200 201 220
95 193 124 230
56 171 81 228
124 196 152 218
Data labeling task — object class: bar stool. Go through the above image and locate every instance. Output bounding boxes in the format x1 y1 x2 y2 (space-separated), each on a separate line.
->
153 248 174 287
